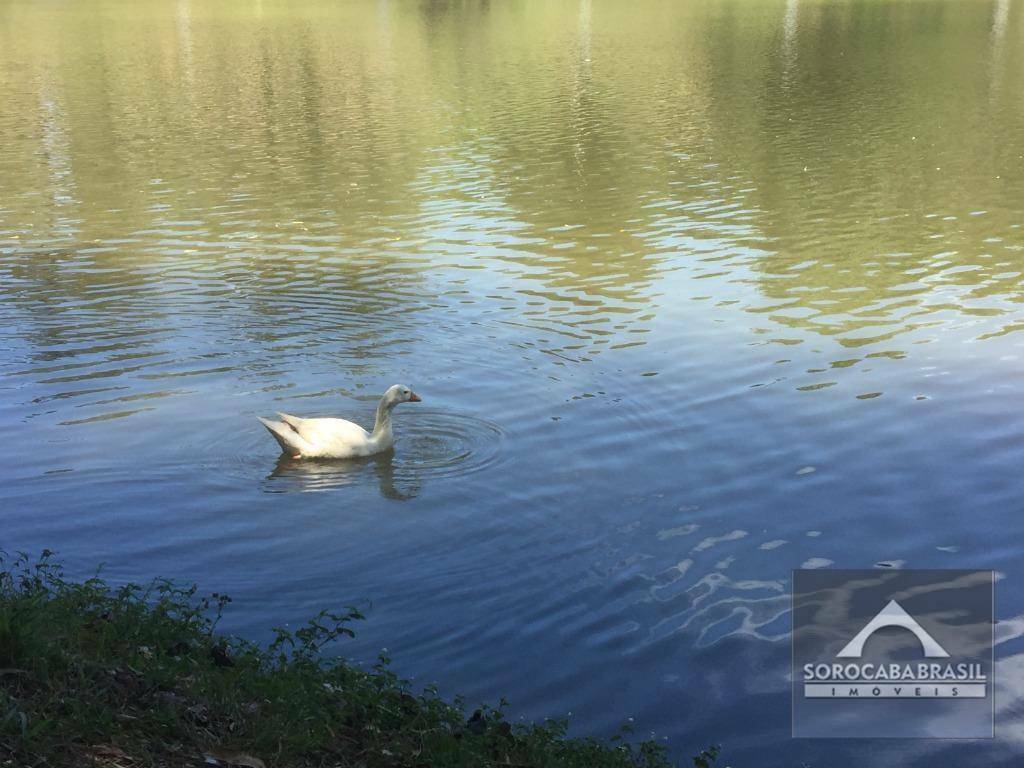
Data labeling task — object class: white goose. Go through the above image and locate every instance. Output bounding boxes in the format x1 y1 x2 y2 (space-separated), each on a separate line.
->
259 384 421 459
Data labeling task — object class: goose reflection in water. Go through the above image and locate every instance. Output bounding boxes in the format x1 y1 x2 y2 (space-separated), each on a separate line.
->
263 451 419 500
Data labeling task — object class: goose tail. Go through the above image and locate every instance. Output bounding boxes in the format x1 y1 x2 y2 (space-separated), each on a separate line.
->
259 417 308 457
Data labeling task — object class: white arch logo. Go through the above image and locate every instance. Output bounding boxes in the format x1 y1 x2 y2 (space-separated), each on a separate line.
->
836 599 949 658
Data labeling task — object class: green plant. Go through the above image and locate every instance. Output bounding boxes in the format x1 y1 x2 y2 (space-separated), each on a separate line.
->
0 551 718 768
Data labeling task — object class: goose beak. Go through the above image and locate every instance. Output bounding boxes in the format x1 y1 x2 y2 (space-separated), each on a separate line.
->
409 392 422 402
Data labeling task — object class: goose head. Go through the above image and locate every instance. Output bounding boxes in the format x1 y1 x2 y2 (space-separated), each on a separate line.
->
383 383 422 407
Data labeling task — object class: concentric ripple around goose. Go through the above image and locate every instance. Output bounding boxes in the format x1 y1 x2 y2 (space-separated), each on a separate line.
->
256 410 505 495
389 410 505 481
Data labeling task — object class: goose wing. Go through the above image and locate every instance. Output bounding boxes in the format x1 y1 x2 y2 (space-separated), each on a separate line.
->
277 413 370 448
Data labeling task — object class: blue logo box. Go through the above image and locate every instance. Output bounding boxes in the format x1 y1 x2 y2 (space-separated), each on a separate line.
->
792 569 994 738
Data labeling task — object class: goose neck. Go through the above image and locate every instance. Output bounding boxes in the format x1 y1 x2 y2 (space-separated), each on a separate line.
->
371 397 395 439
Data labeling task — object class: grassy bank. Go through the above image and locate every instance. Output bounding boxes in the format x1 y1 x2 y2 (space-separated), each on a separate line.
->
0 553 720 768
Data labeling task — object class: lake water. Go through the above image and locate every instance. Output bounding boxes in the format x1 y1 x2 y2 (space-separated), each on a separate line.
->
3 0 1024 764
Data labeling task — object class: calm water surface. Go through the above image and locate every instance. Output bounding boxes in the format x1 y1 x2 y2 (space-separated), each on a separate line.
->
3 1 1024 764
